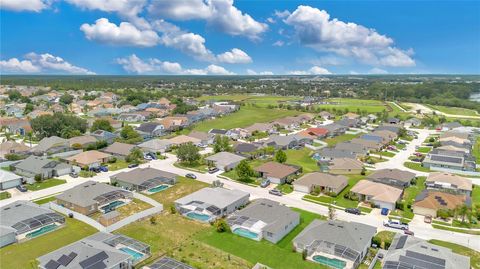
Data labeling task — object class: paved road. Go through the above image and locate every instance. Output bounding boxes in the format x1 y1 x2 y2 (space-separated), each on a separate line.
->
2 129 479 251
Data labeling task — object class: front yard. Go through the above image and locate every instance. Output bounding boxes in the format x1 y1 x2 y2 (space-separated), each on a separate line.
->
0 191 11 200
403 161 431 172
26 178 66 191
389 176 426 220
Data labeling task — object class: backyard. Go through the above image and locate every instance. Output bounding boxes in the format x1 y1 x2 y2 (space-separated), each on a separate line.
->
26 178 67 191
0 217 97 269
284 148 319 173
389 176 426 220
323 133 360 147
149 177 209 207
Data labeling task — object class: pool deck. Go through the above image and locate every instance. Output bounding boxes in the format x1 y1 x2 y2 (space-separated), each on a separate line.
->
308 251 353 269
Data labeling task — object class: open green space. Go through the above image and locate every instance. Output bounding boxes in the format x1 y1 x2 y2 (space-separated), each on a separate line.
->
0 191 11 200
473 186 480 204
284 148 319 173
26 178 66 191
197 95 299 108
196 208 327 269
149 177 209 208
473 137 480 163
174 161 208 173
428 239 480 268
404 162 431 172
276 183 294 194
193 106 300 132
324 133 360 147
0 217 97 269
316 98 388 113
428 105 479 117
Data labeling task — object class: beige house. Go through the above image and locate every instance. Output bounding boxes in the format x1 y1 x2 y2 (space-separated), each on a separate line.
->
167 135 201 146
293 172 348 195
328 158 363 174
66 150 112 168
413 191 467 217
350 180 403 210
426 172 473 196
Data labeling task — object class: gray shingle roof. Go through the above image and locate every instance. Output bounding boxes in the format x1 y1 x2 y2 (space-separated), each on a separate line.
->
111 167 178 186
56 181 132 207
175 187 249 209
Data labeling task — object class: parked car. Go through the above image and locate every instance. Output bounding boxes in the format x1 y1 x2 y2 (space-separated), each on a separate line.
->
185 173 197 179
128 163 139 168
208 167 219 174
99 166 108 172
404 230 414 236
16 185 27 192
381 208 389 216
383 219 409 230
70 172 79 178
268 189 283 196
90 167 101 173
424 215 432 224
144 155 153 161
260 179 270 188
345 208 361 215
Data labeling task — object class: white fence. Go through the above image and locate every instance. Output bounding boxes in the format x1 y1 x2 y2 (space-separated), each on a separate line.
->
49 202 105 231
105 206 163 232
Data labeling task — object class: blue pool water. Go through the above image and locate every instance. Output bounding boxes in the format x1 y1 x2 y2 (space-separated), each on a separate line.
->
233 228 259 239
100 200 125 213
120 247 144 262
312 153 322 161
148 185 170 193
186 212 211 222
312 255 346 269
26 224 57 238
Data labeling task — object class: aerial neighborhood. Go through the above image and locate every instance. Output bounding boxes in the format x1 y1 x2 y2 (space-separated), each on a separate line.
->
0 83 479 269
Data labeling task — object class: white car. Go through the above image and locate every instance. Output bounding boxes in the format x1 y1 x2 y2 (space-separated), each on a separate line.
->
383 219 409 230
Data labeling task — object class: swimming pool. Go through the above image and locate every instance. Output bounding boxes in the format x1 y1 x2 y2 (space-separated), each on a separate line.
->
100 200 125 213
312 255 346 269
26 224 57 238
233 228 259 240
186 212 211 222
120 247 144 262
148 184 170 193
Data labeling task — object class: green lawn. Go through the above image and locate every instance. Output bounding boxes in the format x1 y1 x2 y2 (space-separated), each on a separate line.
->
197 208 327 269
317 98 388 114
428 240 480 269
0 191 11 200
33 196 57 204
107 159 129 171
26 178 67 191
429 105 479 117
431 224 480 235
0 217 97 269
193 106 300 132
404 162 431 172
375 151 395 158
473 137 480 163
276 184 294 194
473 185 480 204
174 161 208 173
149 177 209 208
389 176 426 219
196 95 299 108
324 133 360 147
417 147 432 153
285 148 319 173
374 231 397 249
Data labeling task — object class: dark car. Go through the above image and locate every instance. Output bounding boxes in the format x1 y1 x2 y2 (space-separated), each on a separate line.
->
404 230 415 236
381 208 389 216
99 166 109 172
269 189 283 196
345 208 361 215
128 163 139 168
90 167 101 173
260 179 270 188
16 185 27 192
185 173 197 179
208 167 219 174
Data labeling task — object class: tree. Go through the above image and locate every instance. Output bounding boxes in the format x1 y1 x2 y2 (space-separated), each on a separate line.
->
116 125 142 144
126 148 143 163
24 103 34 115
59 93 74 105
91 119 113 132
328 205 336 220
235 160 254 182
214 219 230 233
437 209 451 220
177 142 200 164
275 149 287 163
7 90 22 101
455 204 471 223
30 113 87 139
213 135 231 153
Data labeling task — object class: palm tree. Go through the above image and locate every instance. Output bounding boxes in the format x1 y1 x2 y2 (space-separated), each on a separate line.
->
455 204 470 223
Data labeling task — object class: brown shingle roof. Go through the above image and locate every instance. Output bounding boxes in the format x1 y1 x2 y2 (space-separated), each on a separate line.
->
254 161 299 179
414 191 466 211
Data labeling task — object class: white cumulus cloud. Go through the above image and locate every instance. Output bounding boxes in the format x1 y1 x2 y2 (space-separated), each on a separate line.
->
368 67 388 74
116 54 235 75
246 69 274 75
284 5 415 67
288 66 332 75
80 18 160 47
216 48 252 64
1 53 94 74
1 0 50 12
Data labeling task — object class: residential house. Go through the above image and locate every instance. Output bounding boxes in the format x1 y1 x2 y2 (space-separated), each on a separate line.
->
350 138 383 151
440 122 464 131
245 122 276 135
204 152 246 171
366 169 416 189
263 135 299 150
136 122 165 138
254 161 300 184
0 169 23 190
302 127 329 139
319 111 334 120
68 135 97 148
327 158 363 174
388 118 401 124
138 139 172 154
350 180 403 210
208 129 229 136
293 219 376 269
293 172 348 195
0 200 65 248
0 118 32 136
335 142 369 157
65 150 112 169
425 172 473 196
188 131 214 146
375 124 401 134
343 112 360 120
233 142 262 158
117 113 147 122
412 190 469 217
31 136 70 155
174 187 249 222
110 167 178 192
323 123 348 137
56 181 133 215
0 140 30 159
423 150 476 172
37 232 151 269
404 118 421 128
382 233 470 269
167 135 201 146
227 199 300 243
272 117 301 130
12 155 73 182
337 118 361 128
101 142 137 160
315 148 356 161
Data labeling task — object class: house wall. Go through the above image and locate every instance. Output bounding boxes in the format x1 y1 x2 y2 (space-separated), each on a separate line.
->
263 217 300 244
56 198 98 215
413 206 437 217
220 196 250 217
371 199 395 211
0 178 22 190
266 175 284 184
293 184 311 193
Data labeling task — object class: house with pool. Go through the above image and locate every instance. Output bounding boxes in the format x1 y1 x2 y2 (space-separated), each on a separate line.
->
227 199 300 243
174 187 250 222
37 232 151 269
56 181 133 216
0 200 65 248
293 220 376 269
110 167 178 194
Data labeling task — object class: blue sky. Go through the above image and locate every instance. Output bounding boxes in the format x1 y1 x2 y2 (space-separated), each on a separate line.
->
1 0 479 75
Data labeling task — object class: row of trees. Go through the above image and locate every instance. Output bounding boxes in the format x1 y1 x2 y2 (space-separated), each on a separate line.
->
31 113 88 139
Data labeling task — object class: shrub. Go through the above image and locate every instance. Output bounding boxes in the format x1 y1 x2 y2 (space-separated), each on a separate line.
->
214 219 230 233
170 205 177 214
150 216 157 225
34 174 42 182
108 157 117 163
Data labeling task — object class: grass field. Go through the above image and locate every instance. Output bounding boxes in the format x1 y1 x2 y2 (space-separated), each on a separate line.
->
26 178 66 191
324 133 360 147
196 208 327 269
416 147 432 153
316 98 388 113
473 185 480 204
429 240 480 268
193 106 300 132
285 148 319 173
0 217 97 269
149 177 209 208
197 95 299 108
429 105 479 117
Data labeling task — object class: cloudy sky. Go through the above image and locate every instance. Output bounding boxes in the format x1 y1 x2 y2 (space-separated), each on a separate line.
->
1 0 479 75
